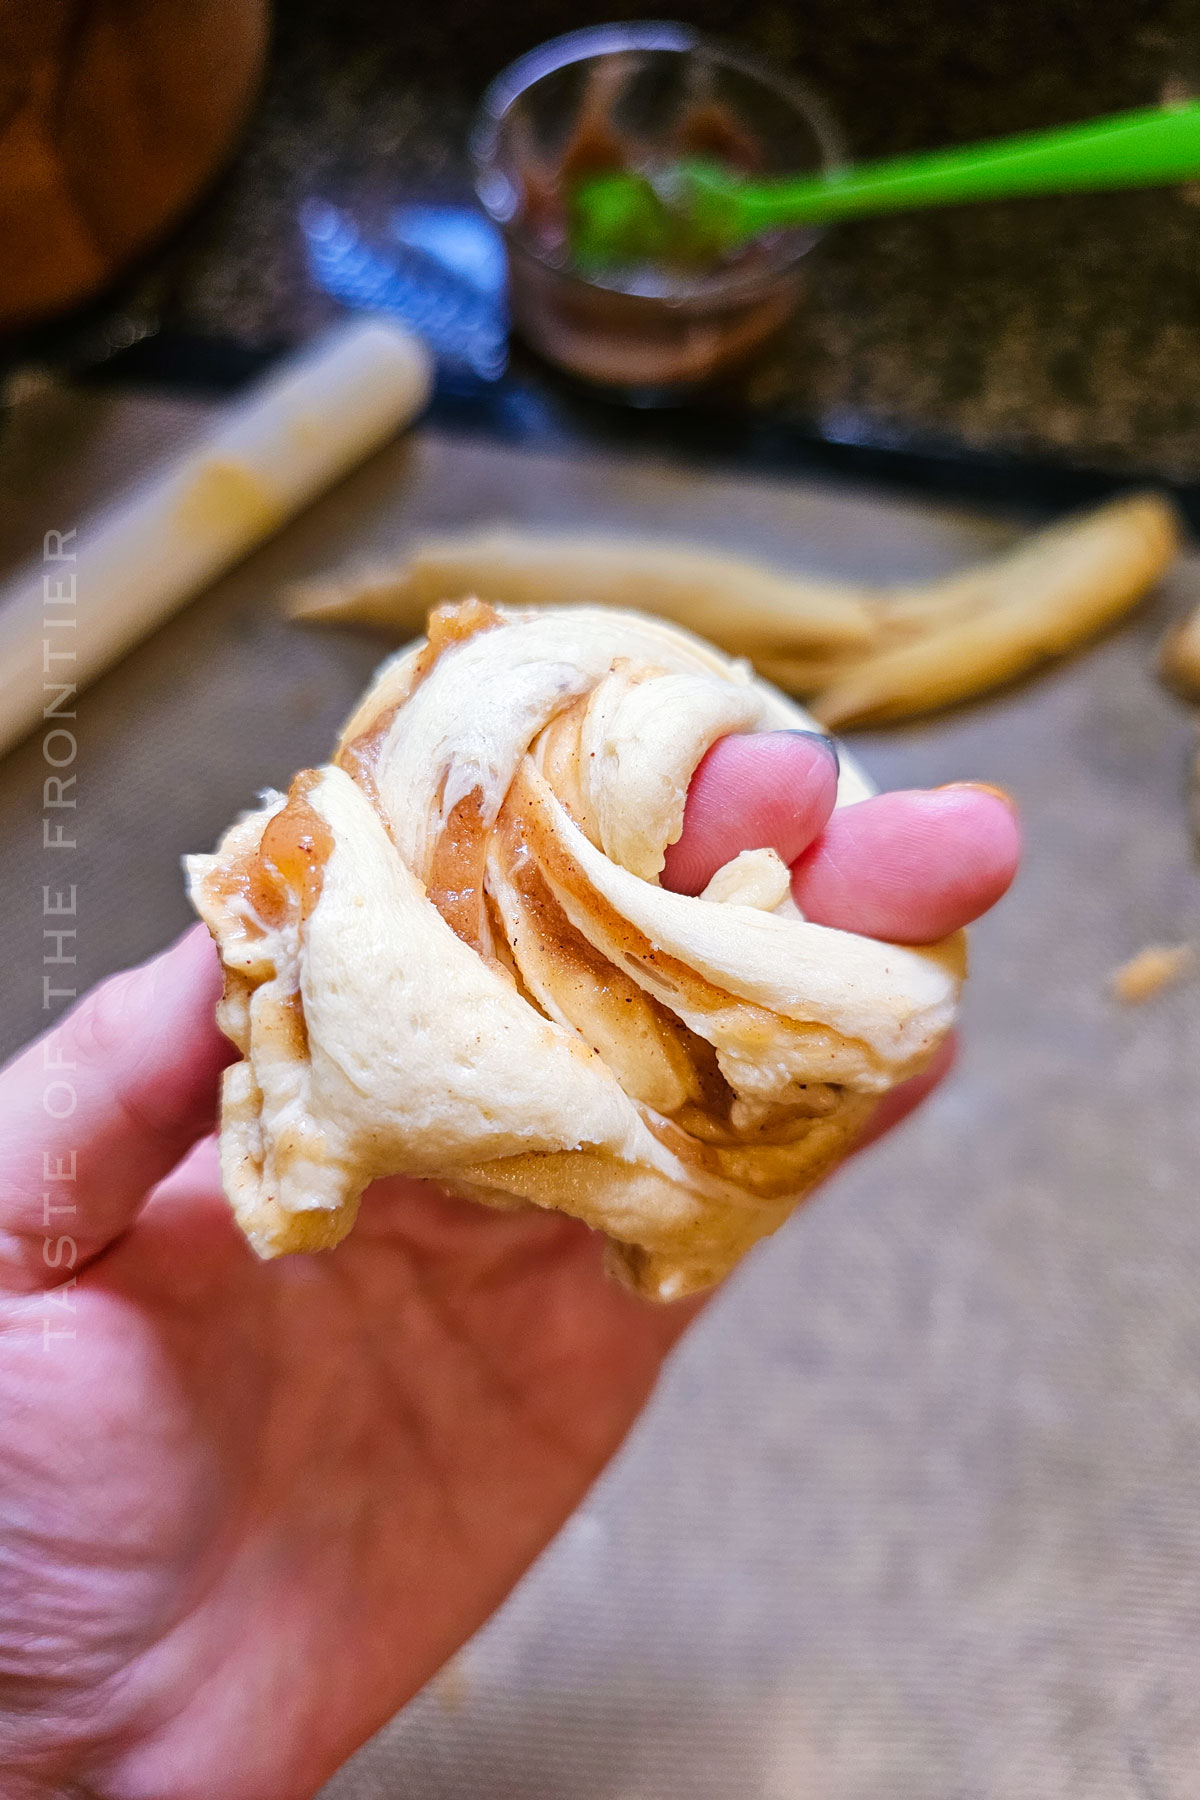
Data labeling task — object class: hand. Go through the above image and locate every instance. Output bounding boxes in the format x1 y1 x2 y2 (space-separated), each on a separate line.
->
0 735 1018 1800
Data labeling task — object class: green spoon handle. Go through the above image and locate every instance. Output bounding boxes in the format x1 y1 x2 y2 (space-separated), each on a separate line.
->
710 100 1200 236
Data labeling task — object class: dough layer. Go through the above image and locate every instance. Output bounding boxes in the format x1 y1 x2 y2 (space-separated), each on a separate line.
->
188 602 962 1298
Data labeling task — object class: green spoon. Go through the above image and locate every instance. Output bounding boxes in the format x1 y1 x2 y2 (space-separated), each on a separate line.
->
569 99 1200 266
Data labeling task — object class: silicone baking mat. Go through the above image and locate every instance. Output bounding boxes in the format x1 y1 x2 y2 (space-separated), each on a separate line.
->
0 393 1197 1798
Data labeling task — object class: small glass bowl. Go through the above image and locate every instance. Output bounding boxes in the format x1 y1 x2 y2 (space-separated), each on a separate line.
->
471 22 845 396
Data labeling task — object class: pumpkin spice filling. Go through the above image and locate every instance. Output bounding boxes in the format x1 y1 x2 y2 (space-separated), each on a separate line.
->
188 601 962 1297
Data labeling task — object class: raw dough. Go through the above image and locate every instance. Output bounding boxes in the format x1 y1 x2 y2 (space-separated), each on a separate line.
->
188 602 962 1299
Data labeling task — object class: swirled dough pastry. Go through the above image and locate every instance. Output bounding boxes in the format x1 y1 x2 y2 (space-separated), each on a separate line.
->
188 602 963 1299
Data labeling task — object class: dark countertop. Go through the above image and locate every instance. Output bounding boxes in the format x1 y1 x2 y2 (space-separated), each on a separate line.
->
21 0 1200 485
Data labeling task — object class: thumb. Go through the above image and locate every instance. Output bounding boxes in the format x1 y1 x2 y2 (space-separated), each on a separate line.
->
0 926 230 1292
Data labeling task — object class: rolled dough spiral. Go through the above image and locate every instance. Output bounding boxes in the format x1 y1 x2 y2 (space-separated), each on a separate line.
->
188 602 963 1299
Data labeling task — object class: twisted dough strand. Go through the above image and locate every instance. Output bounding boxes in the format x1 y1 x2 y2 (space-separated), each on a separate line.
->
189 603 962 1299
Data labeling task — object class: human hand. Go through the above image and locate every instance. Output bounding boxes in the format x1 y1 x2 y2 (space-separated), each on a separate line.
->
0 734 1017 1800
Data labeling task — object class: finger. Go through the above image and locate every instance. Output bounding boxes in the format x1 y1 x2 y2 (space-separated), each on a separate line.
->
791 785 1019 943
661 730 840 895
0 925 231 1291
640 1034 959 1349
642 1037 955 1344
852 1032 958 1153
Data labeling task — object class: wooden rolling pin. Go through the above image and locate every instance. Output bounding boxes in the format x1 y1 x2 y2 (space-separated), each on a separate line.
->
0 317 433 759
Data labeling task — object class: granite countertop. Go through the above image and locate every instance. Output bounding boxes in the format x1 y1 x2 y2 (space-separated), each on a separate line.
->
79 0 1200 485
4 19 1200 1793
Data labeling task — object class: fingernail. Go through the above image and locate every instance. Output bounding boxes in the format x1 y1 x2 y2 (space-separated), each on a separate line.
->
781 729 840 778
936 780 1017 813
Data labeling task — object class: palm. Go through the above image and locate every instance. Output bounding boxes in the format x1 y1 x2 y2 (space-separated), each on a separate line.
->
0 747 1018 1800
4 1143 683 1800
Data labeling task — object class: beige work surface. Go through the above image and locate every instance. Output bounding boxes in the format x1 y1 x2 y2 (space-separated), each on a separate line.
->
1 394 1199 1798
